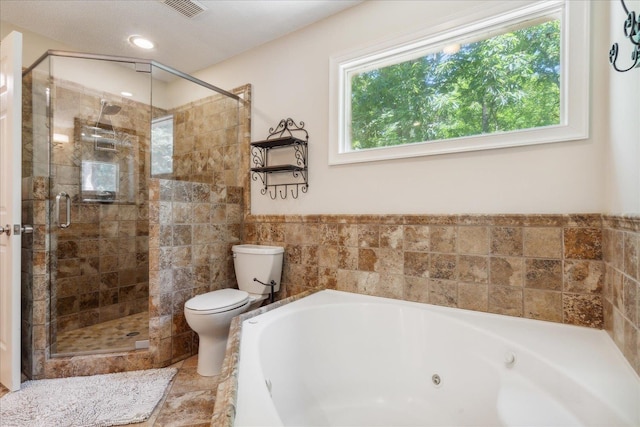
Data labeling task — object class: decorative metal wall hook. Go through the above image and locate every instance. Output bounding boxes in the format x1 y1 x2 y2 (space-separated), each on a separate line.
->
265 187 278 200
609 0 640 72
279 187 288 199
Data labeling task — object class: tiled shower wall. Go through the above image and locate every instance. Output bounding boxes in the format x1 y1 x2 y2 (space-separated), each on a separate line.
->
49 81 150 341
145 86 247 366
171 95 241 185
20 71 152 376
53 203 150 335
147 84 251 367
603 216 640 375
148 179 243 366
20 176 48 379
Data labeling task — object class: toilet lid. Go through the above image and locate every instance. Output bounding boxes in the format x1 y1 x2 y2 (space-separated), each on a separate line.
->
185 288 249 312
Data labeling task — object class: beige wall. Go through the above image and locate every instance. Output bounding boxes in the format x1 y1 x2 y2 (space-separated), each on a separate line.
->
193 0 610 215
604 0 640 214
1 21 70 66
6 1 637 215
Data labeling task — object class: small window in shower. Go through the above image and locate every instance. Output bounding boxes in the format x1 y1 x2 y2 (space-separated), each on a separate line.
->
151 115 174 176
81 161 119 202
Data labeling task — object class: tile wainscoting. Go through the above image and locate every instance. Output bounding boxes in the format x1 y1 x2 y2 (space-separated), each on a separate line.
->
245 213 605 327
603 215 640 375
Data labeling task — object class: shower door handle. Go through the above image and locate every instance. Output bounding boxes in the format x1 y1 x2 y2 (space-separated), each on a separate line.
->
55 192 71 229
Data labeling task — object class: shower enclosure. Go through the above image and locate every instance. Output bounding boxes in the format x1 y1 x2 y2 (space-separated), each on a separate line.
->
21 51 249 379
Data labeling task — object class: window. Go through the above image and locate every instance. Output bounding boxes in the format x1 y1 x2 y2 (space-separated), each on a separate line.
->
329 0 589 165
81 161 119 201
151 115 174 176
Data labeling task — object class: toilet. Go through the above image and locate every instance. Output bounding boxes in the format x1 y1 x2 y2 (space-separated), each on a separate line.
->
184 244 284 376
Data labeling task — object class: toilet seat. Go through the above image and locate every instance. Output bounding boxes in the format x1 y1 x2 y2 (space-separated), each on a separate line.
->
185 289 249 315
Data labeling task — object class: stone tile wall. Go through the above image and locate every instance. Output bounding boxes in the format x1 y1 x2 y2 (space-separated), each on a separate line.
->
53 203 150 334
167 94 241 186
603 215 640 375
147 84 250 368
148 179 243 366
244 214 604 328
20 176 49 379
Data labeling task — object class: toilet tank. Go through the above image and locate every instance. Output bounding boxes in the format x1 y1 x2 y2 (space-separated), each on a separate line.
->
232 245 284 295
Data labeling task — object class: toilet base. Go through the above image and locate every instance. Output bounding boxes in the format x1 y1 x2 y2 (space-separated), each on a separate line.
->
187 293 270 376
196 335 229 376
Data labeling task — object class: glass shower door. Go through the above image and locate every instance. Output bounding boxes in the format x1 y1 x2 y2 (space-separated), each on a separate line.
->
47 55 151 356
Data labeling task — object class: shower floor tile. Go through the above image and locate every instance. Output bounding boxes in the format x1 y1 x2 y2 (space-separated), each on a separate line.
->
55 311 149 355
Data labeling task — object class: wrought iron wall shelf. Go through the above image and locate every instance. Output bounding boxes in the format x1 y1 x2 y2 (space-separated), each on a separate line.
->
250 119 308 199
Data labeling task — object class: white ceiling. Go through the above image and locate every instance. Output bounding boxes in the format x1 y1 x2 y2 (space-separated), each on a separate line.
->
0 0 362 74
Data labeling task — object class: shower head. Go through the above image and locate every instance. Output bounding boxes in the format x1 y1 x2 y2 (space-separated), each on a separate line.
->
93 99 120 149
99 99 121 115
95 99 121 130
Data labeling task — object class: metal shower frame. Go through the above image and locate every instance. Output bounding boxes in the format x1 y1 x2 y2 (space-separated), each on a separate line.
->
23 49 240 100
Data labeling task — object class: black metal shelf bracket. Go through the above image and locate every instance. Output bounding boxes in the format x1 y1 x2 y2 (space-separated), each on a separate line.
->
250 118 309 200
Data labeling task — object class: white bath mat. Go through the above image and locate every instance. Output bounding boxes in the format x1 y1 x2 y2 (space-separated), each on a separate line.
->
0 368 177 427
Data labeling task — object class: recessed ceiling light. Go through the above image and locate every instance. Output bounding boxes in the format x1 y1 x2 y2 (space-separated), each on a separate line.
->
128 35 154 50
121 91 133 97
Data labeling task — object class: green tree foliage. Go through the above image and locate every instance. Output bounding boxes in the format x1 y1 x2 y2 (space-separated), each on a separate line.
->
350 20 561 150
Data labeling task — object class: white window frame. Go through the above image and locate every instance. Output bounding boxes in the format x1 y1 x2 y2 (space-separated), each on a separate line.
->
328 0 590 165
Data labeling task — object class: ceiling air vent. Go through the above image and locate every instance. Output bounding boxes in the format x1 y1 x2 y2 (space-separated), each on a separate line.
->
161 0 207 19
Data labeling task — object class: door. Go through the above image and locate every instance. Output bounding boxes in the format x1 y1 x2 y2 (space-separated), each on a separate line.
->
0 31 23 392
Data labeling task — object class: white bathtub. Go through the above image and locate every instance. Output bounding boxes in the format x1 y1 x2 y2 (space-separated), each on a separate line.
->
235 290 640 426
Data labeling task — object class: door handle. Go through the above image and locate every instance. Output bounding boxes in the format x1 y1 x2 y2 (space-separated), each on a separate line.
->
55 192 71 229
0 225 32 235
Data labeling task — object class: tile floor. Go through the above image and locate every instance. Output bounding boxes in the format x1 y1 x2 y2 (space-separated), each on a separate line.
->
128 355 219 427
0 355 219 427
55 312 150 354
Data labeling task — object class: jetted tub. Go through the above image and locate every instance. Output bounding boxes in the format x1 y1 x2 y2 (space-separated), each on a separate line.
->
235 290 640 426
